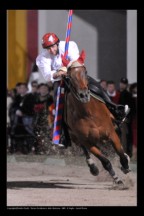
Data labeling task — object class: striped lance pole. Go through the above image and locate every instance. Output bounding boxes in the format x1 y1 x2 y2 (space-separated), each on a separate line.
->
52 10 73 144
64 10 73 59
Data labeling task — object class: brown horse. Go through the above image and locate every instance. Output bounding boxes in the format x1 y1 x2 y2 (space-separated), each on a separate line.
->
62 50 131 185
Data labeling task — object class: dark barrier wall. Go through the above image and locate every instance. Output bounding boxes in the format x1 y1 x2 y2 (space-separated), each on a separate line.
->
74 10 126 85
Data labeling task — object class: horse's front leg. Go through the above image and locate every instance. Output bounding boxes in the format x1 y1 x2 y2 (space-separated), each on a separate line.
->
81 145 99 176
89 145 123 185
110 131 131 174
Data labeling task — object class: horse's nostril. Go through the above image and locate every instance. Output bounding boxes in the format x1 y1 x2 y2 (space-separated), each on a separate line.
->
80 93 84 98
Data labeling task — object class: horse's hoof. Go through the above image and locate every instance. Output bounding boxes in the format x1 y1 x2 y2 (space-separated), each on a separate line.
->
117 180 124 185
113 179 125 189
113 180 124 186
89 163 99 176
113 176 124 185
121 166 131 174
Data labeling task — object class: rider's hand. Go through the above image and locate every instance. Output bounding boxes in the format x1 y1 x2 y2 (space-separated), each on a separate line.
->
53 67 67 79
58 70 67 77
58 66 67 73
58 66 67 77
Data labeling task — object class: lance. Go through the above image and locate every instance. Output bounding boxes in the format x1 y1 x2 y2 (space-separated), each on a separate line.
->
52 10 73 144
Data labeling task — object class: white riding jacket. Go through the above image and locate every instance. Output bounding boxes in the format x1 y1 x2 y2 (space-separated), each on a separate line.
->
36 41 79 83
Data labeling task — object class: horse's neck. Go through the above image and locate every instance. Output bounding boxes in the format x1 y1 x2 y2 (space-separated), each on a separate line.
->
68 92 93 115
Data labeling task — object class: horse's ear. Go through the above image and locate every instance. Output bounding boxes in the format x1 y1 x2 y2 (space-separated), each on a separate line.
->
77 50 86 64
61 54 70 67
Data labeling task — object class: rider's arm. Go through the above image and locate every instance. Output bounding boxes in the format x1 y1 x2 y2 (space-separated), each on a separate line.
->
36 54 61 82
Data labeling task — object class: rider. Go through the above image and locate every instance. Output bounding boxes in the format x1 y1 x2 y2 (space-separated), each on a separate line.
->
36 32 130 147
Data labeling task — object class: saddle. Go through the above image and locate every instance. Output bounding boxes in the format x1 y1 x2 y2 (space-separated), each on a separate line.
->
88 76 103 96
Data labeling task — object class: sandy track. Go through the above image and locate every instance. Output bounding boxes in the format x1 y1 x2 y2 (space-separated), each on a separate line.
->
7 155 137 207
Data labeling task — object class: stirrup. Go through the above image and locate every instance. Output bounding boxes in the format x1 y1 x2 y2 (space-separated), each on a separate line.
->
124 105 130 116
121 105 130 124
51 142 65 148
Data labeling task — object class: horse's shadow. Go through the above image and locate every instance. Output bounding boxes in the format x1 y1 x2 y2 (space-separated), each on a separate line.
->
7 181 110 190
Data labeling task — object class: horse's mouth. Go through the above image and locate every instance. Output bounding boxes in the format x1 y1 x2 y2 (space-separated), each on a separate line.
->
77 89 90 103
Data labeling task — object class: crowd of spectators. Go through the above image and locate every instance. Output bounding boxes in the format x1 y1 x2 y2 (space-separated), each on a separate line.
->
7 81 54 154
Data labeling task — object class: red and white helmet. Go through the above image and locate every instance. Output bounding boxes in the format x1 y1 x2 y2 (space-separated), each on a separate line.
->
42 33 60 48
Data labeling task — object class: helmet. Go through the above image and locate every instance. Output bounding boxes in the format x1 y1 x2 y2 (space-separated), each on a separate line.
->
42 33 60 48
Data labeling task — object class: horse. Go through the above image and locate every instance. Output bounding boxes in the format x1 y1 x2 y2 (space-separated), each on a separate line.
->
61 50 131 185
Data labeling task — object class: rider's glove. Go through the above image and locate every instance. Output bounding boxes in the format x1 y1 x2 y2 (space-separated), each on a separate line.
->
57 67 67 72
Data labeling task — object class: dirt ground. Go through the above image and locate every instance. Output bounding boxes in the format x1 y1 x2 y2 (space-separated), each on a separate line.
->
7 153 137 208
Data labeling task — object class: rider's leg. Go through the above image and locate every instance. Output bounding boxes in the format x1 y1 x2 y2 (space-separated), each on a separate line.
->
53 81 71 148
60 121 71 148
53 81 65 147
100 89 130 122
88 76 130 123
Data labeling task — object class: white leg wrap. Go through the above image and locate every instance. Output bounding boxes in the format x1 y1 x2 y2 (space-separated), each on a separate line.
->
124 153 130 163
86 158 94 165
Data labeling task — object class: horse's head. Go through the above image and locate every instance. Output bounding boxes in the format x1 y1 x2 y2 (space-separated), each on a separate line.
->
62 50 90 103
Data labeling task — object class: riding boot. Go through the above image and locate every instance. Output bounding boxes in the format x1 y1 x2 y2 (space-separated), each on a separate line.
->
88 76 130 123
101 90 130 123
60 122 71 148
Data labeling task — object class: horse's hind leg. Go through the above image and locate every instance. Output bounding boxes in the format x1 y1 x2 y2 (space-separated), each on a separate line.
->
81 145 99 176
110 132 131 174
89 146 123 184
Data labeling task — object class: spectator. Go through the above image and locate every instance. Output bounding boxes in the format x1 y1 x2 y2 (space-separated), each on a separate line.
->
15 82 23 95
33 83 54 154
18 83 38 153
107 80 120 104
100 79 107 92
9 83 28 153
7 89 13 152
31 80 38 94
118 77 135 157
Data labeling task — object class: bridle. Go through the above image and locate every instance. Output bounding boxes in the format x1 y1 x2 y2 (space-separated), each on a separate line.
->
63 65 90 103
